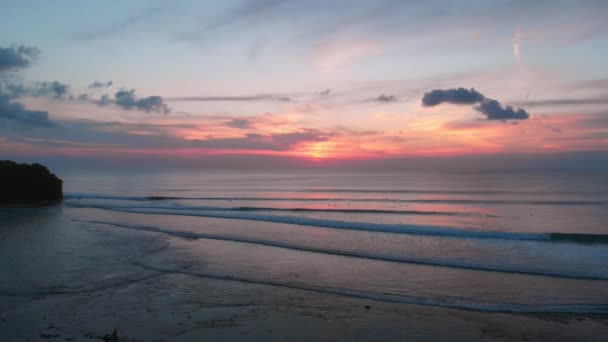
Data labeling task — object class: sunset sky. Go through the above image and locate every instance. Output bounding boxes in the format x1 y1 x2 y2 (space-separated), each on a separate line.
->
1 0 608 169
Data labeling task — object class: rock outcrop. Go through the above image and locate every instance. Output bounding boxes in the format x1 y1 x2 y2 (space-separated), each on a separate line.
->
0 161 63 201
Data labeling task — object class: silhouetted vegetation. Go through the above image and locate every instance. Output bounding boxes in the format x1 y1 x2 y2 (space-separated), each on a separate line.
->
0 160 63 201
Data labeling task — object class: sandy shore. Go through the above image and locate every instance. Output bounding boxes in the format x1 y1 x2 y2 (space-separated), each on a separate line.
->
1 206 607 341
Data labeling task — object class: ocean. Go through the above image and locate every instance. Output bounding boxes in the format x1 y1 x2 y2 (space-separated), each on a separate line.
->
2 169 608 340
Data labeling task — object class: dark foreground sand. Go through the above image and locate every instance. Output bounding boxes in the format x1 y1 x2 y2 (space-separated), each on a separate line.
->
2 275 608 342
1 207 607 341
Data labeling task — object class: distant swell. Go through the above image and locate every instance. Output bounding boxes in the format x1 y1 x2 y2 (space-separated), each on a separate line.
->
65 202 608 245
134 263 608 313
76 219 608 281
64 193 608 206
76 189 608 195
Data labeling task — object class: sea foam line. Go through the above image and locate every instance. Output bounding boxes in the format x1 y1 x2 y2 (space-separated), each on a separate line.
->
76 219 608 281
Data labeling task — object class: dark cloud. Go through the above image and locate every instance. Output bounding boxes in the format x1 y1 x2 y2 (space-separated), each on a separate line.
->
422 87 530 120
0 45 40 72
226 118 252 129
375 94 398 103
475 99 529 120
88 80 113 89
167 94 292 102
112 89 170 114
0 92 54 127
421 87 485 106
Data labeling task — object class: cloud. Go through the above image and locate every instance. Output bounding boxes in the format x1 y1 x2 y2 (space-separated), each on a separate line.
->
0 44 58 126
225 118 252 129
95 94 112 106
32 81 71 98
0 92 54 127
319 89 331 96
75 5 171 41
193 0 288 33
421 88 485 106
0 80 71 100
190 130 329 151
513 96 608 107
0 45 40 72
88 80 113 89
167 94 292 102
422 87 530 120
474 99 529 120
97 89 170 114
375 94 398 103
0 113 329 153
574 78 608 90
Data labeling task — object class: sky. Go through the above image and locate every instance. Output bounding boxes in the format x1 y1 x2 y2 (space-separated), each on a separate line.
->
1 0 608 170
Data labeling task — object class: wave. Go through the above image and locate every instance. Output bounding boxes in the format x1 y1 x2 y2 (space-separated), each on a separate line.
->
77 219 608 280
235 207 496 217
64 193 608 206
66 202 608 245
133 263 608 313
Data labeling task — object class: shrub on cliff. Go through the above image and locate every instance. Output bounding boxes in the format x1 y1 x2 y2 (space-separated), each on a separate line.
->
0 160 63 201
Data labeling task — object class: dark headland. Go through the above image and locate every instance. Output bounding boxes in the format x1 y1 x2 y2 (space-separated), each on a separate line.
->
0 160 63 202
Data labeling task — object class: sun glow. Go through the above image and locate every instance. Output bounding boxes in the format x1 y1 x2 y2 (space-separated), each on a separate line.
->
300 141 335 159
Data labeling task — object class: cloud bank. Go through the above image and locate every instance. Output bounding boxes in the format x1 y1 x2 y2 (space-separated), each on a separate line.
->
422 87 530 120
